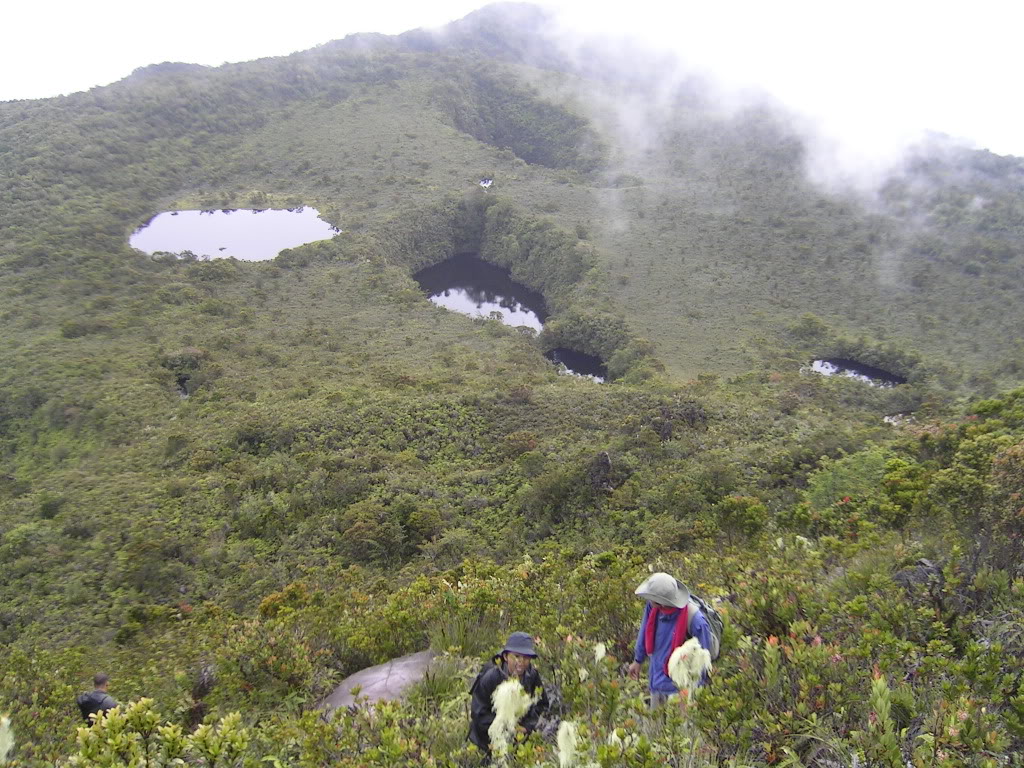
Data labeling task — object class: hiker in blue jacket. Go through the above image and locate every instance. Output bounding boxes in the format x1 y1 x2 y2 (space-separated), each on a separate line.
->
627 572 714 706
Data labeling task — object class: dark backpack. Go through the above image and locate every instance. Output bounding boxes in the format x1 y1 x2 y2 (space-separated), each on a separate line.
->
76 691 112 722
469 660 497 696
686 595 724 661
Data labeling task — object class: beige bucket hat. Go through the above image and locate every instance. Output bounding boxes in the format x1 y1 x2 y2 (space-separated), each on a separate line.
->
635 572 691 609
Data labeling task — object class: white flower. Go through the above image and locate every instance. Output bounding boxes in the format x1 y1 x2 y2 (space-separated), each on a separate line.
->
0 714 13 763
667 638 712 698
608 729 638 749
594 643 607 663
557 721 579 768
488 679 536 759
578 667 590 682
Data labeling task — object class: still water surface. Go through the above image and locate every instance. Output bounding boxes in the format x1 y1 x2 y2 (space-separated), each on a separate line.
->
545 348 607 382
413 255 607 380
811 359 905 387
130 208 339 261
414 254 547 331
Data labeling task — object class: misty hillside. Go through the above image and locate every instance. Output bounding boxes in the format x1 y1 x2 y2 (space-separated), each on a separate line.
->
2 4 1024 767
4 4 1024 387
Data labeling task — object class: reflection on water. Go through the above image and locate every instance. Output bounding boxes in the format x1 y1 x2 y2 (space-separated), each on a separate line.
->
545 348 607 382
414 255 607 381
413 254 547 331
130 208 340 261
810 359 906 387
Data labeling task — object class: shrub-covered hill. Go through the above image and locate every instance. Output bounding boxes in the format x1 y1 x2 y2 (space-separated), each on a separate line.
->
2 4 1024 386
1 2 1024 766
5 380 1024 765
0 216 1022 767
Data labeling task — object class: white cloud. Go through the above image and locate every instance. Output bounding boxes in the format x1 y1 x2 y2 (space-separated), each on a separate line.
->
546 0 1023 160
2 0 480 100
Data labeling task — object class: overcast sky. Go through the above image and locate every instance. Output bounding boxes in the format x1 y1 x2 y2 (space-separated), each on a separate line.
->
5 0 1022 168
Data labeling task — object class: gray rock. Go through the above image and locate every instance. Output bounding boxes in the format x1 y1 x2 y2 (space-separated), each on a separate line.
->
894 558 942 591
322 650 435 711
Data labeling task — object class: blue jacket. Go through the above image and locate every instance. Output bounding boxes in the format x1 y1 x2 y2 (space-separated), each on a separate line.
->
633 602 713 694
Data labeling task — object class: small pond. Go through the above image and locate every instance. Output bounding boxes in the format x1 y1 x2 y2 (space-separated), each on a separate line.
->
413 254 606 380
130 208 340 261
414 253 548 332
810 359 906 387
545 348 607 382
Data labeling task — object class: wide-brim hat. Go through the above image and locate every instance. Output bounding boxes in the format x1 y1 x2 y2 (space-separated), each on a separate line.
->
635 572 691 609
501 631 538 657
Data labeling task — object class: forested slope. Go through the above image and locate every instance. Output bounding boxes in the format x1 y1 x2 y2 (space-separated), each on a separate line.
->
1 3 1023 766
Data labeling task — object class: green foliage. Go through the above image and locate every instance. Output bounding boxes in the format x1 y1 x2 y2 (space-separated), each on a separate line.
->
712 495 769 546
481 201 593 298
70 699 248 767
60 319 109 339
853 674 903 768
539 310 629 360
3 8 1024 767
434 65 604 172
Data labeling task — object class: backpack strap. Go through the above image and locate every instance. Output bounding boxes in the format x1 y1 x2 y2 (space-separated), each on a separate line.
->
685 598 702 634
469 660 497 694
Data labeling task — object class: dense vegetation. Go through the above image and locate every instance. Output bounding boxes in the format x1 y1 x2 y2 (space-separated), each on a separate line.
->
1 3 1023 766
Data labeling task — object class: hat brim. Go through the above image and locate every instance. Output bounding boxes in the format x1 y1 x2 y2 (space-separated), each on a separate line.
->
635 575 691 609
502 647 538 657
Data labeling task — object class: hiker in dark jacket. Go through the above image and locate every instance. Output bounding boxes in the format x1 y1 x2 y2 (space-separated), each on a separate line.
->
469 632 549 757
76 673 118 724
627 572 714 706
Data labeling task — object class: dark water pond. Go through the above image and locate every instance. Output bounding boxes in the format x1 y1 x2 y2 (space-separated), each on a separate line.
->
811 359 906 387
130 208 339 261
413 254 606 380
414 253 548 332
545 348 607 382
